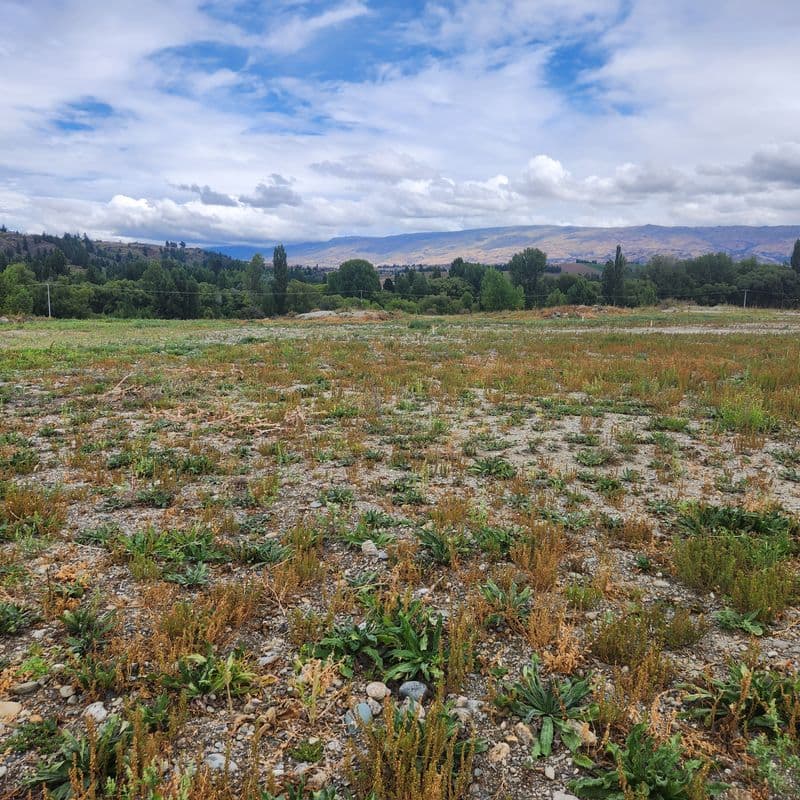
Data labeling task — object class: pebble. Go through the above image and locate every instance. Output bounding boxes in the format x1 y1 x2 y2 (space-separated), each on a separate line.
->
398 681 428 702
552 792 580 800
11 681 39 696
84 702 108 724
366 681 389 701
544 765 556 780
0 766 6 779
258 653 279 667
0 701 22 722
50 663 66 675
59 685 76 699
367 698 383 716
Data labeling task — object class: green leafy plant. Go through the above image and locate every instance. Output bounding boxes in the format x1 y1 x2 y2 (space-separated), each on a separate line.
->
715 607 764 636
7 718 64 754
0 600 39 635
26 715 132 800
415 526 471 565
479 578 531 627
494 654 596 758
469 456 517 479
61 604 116 654
682 662 800 737
569 723 724 799
163 649 257 706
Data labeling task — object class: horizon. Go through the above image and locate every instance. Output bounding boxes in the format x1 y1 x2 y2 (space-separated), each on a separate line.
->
2 2 800 246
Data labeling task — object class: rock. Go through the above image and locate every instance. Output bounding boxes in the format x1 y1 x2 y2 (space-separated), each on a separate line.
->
0 701 22 722
488 742 511 764
11 681 39 696
367 698 383 716
204 753 237 772
514 722 534 746
566 718 597 747
355 702 374 725
552 792 580 800
59 685 76 699
361 539 378 556
544 765 556 780
326 738 342 754
0 765 6 779
306 770 328 791
720 790 753 800
398 681 428 702
50 663 66 675
84 702 108 724
453 708 471 725
366 681 389 701
258 653 280 667
402 698 425 720
343 711 358 735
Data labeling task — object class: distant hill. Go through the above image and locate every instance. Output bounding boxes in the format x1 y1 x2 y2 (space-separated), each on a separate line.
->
213 224 800 267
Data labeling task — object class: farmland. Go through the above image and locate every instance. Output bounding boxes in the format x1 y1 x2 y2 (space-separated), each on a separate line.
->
1 308 800 800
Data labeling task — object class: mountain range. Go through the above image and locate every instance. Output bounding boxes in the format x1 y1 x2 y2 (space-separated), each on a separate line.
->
212 224 800 267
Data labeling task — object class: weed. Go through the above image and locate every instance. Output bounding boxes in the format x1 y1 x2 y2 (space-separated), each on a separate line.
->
469 456 517 479
26 715 133 800
682 661 800 737
569 723 724 799
416 525 471 566
0 600 40 634
494 654 596 758
351 699 482 800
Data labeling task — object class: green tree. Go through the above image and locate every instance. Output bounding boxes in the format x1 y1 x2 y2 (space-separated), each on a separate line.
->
244 253 265 312
479 268 524 311
326 259 381 298
0 262 37 314
508 247 547 308
602 244 627 305
791 239 800 273
273 245 288 315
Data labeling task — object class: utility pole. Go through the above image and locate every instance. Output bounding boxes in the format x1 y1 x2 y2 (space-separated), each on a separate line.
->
742 289 748 309
46 283 51 318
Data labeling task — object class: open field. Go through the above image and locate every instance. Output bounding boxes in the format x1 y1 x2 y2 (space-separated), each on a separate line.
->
1 309 800 800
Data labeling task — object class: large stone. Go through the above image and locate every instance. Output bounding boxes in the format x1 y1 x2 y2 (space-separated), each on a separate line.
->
204 753 238 772
11 681 39 696
398 681 428 702
366 681 389 701
84 702 108 724
0 701 22 722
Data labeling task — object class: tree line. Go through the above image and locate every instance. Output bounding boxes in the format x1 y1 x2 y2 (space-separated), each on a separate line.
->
1 230 799 318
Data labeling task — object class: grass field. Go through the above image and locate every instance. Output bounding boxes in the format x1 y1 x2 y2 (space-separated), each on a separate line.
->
2 308 800 800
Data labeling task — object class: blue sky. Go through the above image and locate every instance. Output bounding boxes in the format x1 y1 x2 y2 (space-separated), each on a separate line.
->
1 0 799 245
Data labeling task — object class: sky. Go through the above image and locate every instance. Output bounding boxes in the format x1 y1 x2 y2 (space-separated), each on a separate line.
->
1 0 799 246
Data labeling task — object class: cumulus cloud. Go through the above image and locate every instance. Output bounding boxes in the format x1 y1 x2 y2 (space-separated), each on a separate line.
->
179 183 238 206
239 175 302 208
